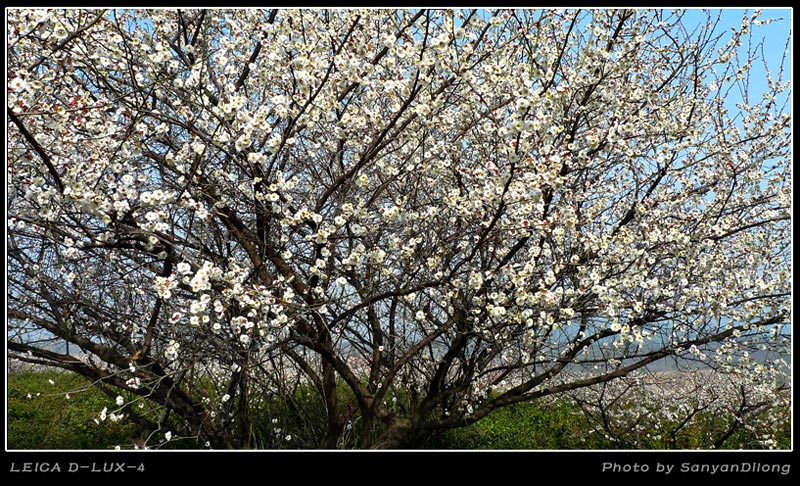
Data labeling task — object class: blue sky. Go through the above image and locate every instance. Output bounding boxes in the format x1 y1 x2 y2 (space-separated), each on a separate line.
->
684 8 792 107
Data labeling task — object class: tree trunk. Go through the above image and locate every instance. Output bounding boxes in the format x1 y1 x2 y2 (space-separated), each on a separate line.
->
369 417 415 449
321 355 343 448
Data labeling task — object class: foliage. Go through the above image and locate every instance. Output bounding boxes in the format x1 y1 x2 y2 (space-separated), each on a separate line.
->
6 8 791 449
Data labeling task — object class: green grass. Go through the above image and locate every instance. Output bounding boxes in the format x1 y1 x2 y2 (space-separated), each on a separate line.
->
7 370 790 450
7 370 143 449
423 400 613 449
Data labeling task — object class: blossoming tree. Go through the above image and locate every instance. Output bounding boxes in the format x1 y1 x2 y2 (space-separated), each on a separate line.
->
7 8 791 449
565 367 790 449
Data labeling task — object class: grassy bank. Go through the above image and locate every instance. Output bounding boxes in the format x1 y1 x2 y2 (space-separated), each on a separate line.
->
7 370 142 449
7 370 789 450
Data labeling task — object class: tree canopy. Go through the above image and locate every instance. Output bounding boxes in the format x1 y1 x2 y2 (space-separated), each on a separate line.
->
6 8 791 449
